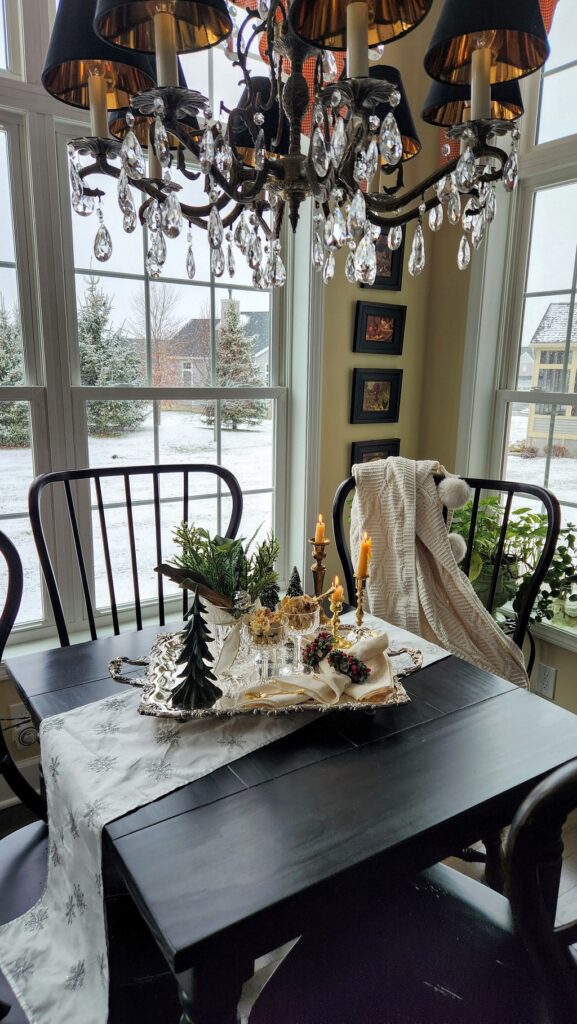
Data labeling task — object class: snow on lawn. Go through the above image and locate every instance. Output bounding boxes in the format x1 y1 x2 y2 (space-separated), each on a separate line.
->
505 413 577 513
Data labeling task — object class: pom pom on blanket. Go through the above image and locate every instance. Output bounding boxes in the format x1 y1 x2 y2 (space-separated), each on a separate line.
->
448 532 467 564
437 475 472 510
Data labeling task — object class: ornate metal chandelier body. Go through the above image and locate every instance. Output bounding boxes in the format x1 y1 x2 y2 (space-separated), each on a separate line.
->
42 0 550 289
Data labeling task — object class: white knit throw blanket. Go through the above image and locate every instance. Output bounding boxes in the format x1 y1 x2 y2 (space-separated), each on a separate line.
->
350 458 528 687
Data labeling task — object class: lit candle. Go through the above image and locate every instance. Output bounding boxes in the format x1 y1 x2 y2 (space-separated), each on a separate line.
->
314 514 326 544
87 70 109 139
356 531 372 578
332 575 344 605
471 45 492 121
346 1 369 79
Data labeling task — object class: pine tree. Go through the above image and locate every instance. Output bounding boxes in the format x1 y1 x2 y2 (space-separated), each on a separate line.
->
286 566 304 598
78 277 149 437
0 302 30 448
202 296 267 430
259 581 280 611
171 590 223 711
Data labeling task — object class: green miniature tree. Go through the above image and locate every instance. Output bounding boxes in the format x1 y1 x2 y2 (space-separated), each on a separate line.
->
171 590 223 711
259 581 280 611
286 566 304 598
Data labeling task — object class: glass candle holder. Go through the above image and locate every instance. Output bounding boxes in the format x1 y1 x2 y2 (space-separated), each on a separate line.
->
283 605 320 673
245 612 288 681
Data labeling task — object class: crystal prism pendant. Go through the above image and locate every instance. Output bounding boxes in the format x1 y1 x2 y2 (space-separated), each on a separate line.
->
332 205 347 248
323 251 335 283
503 149 518 193
471 212 486 250
146 230 166 278
447 191 461 225
154 118 170 168
311 128 329 177
93 208 112 262
379 113 402 167
211 246 225 278
408 222 425 277
428 204 443 232
234 211 250 253
458 234 471 270
345 251 356 283
462 198 481 232
186 242 196 280
146 199 162 233
347 190 366 237
215 139 233 178
353 150 368 185
455 146 477 192
247 232 262 269
199 131 215 174
227 242 236 278
322 49 338 81
254 129 266 171
485 186 497 223
69 157 83 199
272 248 286 288
365 139 379 181
208 205 224 249
354 228 377 285
72 189 95 217
161 192 183 238
330 118 347 168
387 224 403 251
313 231 324 270
120 130 145 179
123 207 137 233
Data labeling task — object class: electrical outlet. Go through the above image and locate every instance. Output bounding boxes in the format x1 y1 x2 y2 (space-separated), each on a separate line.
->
534 663 557 701
9 703 38 750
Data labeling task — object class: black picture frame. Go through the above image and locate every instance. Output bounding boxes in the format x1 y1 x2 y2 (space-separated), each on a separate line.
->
353 301 406 356
361 229 404 291
350 369 403 424
351 438 400 469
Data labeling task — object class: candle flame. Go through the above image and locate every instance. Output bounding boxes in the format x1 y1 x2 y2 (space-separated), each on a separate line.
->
363 531 368 541
318 513 323 523
333 575 339 586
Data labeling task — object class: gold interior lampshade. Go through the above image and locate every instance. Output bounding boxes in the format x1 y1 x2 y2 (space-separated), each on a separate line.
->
422 79 524 127
42 0 156 109
95 0 232 53
424 0 550 85
289 0 434 50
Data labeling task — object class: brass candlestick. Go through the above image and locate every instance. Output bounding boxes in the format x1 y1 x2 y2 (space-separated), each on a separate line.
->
329 590 343 639
309 537 331 623
355 574 368 629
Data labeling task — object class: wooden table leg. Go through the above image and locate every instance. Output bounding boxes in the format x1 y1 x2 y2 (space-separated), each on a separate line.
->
177 955 254 1024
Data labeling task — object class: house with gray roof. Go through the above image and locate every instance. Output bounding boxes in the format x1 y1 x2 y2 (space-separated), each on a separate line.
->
527 302 577 452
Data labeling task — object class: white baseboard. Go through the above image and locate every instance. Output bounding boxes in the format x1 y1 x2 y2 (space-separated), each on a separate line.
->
0 755 41 810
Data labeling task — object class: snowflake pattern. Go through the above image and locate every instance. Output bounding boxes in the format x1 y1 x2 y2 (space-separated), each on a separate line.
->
146 758 174 782
94 872 103 897
57 825 65 845
8 954 34 983
65 895 76 925
97 952 107 984
42 716 65 733
49 840 61 867
48 755 61 781
96 718 120 736
87 754 118 775
102 696 128 712
68 811 80 839
24 905 48 934
217 733 248 754
64 960 86 991
155 722 182 750
83 799 107 829
73 884 86 913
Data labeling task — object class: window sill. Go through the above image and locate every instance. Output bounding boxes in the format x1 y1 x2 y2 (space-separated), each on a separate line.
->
531 618 577 655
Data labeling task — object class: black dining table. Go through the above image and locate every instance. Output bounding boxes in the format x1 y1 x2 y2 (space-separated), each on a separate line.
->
6 623 577 1024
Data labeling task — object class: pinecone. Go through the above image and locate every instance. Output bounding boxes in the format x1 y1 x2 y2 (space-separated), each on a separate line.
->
286 566 304 598
259 583 280 612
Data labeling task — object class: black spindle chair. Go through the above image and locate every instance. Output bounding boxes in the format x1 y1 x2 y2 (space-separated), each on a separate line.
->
29 464 243 647
250 759 577 1024
333 474 560 675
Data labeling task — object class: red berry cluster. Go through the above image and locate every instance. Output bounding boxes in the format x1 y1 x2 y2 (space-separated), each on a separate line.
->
302 630 334 668
327 649 371 684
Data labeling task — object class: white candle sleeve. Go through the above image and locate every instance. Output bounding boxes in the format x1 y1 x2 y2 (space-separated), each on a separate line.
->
347 2 369 79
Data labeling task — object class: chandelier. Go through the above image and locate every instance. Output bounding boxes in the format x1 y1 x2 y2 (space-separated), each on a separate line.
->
42 0 550 289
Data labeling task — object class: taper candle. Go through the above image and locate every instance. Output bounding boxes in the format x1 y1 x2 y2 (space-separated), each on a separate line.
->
356 532 372 578
314 514 326 544
332 575 344 605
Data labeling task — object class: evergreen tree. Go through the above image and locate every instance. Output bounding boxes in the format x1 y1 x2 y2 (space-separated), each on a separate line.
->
0 302 30 448
259 581 280 611
286 566 304 598
202 296 267 430
78 277 149 437
171 590 223 711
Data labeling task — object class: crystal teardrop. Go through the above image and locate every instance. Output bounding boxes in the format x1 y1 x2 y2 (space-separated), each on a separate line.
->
455 146 477 192
211 246 225 278
272 252 286 287
366 138 379 181
146 231 166 278
462 198 481 233
120 129 145 179
146 199 162 233
154 118 170 168
379 113 403 167
123 207 137 233
324 213 335 249
345 251 356 283
186 244 196 280
311 128 329 177
234 211 250 253
428 204 443 232
94 222 113 262
347 189 366 237
227 243 236 278
503 149 518 193
72 190 95 217
254 129 266 171
322 49 338 82
199 131 215 174
332 205 347 248
247 232 262 268
387 224 403 251
485 186 497 223
457 234 471 270
447 191 461 225
208 205 224 249
69 158 83 199
354 231 377 285
313 231 324 269
252 264 264 289
471 212 486 250
323 251 335 283
330 117 347 168
353 150 368 185
215 139 233 178
408 222 425 277
161 192 183 238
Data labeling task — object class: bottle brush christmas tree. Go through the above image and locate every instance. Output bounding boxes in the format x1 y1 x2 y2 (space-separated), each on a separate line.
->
259 582 280 611
286 566 304 598
171 590 223 711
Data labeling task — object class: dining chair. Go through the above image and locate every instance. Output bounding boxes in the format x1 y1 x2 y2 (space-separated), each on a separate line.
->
333 473 561 675
29 464 243 646
249 759 577 1024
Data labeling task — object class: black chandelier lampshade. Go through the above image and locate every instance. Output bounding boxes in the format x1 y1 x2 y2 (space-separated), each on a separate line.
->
94 0 232 54
422 78 524 126
228 77 291 165
289 0 434 50
424 0 549 85
370 66 420 161
42 0 155 109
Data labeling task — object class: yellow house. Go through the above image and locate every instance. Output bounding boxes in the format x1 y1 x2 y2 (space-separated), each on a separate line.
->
527 302 577 452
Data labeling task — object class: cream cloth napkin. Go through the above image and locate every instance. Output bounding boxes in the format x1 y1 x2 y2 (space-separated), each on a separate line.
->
239 632 395 710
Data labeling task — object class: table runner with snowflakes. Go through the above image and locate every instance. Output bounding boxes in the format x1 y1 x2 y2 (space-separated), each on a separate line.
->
0 687 308 1024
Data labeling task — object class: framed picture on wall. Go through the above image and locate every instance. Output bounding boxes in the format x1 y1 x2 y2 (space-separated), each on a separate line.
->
353 301 406 355
361 229 404 291
351 439 400 468
350 369 403 424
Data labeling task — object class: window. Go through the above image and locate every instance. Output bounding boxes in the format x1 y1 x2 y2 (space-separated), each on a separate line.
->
537 3 577 145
